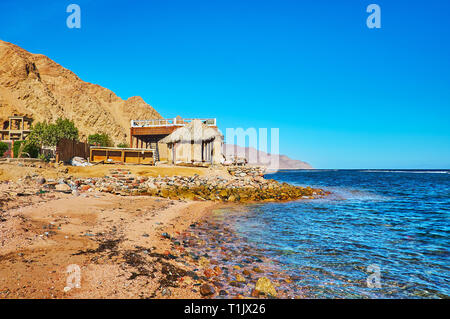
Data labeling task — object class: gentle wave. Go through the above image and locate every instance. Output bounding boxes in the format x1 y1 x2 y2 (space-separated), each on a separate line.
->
360 170 449 174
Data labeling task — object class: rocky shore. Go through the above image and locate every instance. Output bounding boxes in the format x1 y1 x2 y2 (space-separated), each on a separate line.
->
0 162 327 299
1 166 326 205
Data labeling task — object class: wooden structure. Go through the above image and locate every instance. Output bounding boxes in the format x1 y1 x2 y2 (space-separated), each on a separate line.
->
161 120 223 165
0 116 33 142
129 117 217 162
56 139 90 163
90 147 155 165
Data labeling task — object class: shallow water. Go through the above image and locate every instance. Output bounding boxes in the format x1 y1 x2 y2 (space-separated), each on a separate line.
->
218 169 450 298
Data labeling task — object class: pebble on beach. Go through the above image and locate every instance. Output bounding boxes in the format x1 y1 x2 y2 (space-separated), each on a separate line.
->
255 277 277 297
200 284 215 297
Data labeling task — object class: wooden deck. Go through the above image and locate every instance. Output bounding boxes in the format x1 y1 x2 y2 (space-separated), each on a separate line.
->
90 147 155 165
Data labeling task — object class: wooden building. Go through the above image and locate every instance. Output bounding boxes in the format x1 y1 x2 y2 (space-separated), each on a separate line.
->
161 120 223 165
129 117 217 162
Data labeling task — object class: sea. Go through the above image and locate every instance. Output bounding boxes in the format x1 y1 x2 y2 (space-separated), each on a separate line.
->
211 169 450 298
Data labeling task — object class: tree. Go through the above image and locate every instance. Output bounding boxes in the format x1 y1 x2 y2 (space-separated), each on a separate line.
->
27 118 79 147
88 133 113 147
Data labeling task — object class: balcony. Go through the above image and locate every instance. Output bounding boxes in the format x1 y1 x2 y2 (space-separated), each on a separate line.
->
131 118 216 128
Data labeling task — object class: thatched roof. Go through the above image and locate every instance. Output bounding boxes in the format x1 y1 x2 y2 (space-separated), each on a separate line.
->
161 120 223 144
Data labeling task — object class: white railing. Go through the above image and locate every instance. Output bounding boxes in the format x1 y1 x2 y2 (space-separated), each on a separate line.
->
131 118 216 128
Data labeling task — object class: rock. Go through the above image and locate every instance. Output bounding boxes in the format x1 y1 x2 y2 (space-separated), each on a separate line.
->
213 266 222 276
229 281 244 288
219 290 228 296
55 183 71 192
199 257 210 268
37 177 46 185
161 288 171 297
204 268 215 278
251 289 260 298
255 277 277 297
236 274 246 283
199 284 215 297
80 185 91 191
161 232 171 239
252 267 263 273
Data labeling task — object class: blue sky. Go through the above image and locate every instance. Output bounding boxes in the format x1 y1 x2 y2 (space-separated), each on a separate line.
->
0 0 449 168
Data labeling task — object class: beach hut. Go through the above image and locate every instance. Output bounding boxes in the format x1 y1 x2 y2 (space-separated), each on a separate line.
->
161 120 223 165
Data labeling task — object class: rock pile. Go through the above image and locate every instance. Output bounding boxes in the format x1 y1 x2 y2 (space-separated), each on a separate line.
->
23 168 327 203
227 166 266 178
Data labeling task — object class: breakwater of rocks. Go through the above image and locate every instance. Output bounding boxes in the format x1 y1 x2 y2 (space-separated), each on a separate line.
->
64 167 326 202
1 166 327 204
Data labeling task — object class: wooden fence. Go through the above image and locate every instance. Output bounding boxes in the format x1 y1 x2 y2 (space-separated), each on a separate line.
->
56 139 90 163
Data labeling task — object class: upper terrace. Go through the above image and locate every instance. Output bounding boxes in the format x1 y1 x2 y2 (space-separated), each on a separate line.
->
130 118 216 128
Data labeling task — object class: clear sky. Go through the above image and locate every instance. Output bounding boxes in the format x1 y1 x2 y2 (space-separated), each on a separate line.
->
0 0 449 168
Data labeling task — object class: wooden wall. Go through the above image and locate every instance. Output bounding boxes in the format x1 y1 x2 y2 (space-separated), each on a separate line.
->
56 139 90 163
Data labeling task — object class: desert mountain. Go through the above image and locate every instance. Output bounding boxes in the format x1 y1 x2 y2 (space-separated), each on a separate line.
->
223 144 313 170
0 40 161 145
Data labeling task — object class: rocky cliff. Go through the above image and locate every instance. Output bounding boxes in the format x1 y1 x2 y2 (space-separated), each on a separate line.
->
0 40 161 145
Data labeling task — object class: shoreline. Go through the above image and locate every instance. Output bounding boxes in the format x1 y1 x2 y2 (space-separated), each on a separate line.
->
0 191 222 299
0 162 323 299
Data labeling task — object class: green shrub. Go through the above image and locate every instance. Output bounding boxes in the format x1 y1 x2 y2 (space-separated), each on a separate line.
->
0 142 9 157
13 141 40 158
117 142 129 148
88 133 113 147
38 152 52 162
12 141 23 158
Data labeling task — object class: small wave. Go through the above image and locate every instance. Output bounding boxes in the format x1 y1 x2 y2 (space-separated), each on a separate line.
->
361 170 449 174
322 187 389 202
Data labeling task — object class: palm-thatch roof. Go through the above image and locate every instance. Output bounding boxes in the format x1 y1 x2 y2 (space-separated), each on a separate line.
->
161 120 223 144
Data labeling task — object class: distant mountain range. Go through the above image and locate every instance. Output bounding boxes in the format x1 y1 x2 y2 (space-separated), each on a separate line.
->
223 144 313 170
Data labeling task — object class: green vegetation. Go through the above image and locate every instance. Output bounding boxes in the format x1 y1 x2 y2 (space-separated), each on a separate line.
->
28 118 79 147
13 140 40 158
117 142 129 148
11 117 80 158
0 142 9 157
88 133 113 147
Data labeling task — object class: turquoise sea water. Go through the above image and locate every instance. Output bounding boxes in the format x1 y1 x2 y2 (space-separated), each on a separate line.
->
225 170 450 298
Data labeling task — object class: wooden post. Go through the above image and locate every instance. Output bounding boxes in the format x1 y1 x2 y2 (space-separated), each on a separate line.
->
130 128 133 148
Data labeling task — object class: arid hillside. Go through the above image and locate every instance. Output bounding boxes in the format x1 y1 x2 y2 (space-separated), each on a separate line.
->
0 40 161 145
223 144 313 169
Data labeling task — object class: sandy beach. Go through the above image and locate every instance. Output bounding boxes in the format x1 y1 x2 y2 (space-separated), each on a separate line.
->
0 190 219 299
